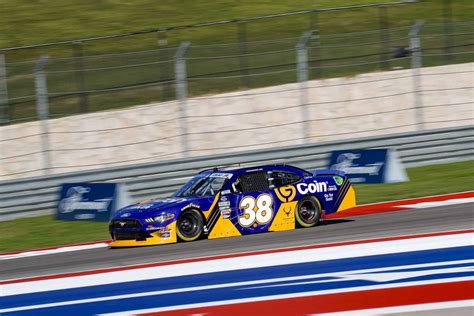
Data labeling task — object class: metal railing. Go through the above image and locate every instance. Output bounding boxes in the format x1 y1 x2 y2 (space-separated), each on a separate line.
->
0 125 472 221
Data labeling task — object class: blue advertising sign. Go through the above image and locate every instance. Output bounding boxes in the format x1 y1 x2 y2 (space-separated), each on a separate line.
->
56 183 131 221
328 149 408 184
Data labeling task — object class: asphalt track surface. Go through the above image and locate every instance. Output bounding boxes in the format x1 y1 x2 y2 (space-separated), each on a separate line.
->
1 203 473 281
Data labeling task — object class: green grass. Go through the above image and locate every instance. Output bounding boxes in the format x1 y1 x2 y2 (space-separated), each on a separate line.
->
355 160 474 204
0 160 472 253
2 1 473 123
0 218 109 253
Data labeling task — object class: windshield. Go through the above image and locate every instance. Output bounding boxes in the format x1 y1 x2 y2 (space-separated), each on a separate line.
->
173 173 231 197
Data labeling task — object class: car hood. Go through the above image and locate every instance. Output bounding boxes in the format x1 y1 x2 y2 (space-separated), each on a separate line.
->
113 197 193 219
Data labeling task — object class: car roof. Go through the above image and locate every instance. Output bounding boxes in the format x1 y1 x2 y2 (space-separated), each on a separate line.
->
199 164 310 177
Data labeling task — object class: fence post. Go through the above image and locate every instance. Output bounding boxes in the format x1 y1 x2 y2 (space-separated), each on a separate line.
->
0 54 9 125
175 42 191 158
35 55 52 175
296 32 313 144
409 21 425 131
73 41 88 113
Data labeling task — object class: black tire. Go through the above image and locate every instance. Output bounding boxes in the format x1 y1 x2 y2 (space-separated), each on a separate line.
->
176 209 204 242
295 196 322 228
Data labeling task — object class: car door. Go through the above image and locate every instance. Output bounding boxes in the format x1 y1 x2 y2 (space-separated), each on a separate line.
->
230 171 280 235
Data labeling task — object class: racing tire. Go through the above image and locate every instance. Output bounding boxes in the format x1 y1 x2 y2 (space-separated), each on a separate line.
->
176 209 204 242
295 196 322 228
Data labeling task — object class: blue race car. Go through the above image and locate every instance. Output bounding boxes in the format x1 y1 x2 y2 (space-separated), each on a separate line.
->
109 164 356 247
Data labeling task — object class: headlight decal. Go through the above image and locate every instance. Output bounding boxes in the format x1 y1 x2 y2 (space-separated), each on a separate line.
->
145 213 175 223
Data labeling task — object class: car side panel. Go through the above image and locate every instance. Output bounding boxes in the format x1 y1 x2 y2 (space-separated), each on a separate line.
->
209 187 298 238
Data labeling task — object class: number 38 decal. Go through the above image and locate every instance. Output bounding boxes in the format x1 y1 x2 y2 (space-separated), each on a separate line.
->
238 194 274 227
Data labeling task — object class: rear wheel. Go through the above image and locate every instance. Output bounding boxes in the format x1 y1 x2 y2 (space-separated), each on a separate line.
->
176 209 204 242
295 196 322 228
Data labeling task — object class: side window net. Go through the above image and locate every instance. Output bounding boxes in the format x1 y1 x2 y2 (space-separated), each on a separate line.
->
238 172 269 193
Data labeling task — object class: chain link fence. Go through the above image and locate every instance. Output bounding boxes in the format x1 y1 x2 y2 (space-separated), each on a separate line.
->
0 20 472 180
0 2 474 180
1 20 473 124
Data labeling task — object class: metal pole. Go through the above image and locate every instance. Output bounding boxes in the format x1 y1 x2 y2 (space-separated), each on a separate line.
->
0 54 9 125
73 41 88 113
443 0 453 61
378 5 390 70
409 21 425 131
175 42 191 157
237 21 249 88
296 32 312 143
35 55 52 175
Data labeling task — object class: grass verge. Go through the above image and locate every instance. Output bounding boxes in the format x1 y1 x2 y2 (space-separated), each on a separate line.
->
0 160 472 253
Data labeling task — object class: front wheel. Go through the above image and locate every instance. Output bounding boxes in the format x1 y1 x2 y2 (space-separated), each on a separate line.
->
295 196 322 228
176 209 204 242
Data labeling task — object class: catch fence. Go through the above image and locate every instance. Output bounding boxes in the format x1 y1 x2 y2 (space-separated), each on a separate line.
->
0 21 472 180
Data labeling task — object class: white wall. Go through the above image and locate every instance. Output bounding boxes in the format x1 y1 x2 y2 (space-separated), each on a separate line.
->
1 62 472 181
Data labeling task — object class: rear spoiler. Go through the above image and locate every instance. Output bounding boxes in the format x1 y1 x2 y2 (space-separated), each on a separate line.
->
312 169 346 177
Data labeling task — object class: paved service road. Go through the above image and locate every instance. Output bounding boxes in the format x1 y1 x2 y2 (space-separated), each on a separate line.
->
1 203 473 281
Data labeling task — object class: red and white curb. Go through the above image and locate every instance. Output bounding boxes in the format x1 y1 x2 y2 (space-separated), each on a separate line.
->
1 191 473 261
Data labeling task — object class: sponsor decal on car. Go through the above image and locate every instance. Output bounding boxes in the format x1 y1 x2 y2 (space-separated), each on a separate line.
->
274 185 297 203
144 213 175 223
220 209 231 219
181 203 200 211
218 201 230 207
324 193 334 202
133 204 153 210
210 173 233 179
146 225 164 231
296 181 328 194
333 176 344 186
158 228 172 238
219 195 232 219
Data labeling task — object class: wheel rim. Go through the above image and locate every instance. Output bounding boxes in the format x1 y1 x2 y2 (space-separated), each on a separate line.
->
298 200 317 224
178 212 200 238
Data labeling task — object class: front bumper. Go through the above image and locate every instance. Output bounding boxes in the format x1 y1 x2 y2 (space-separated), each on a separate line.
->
109 221 177 247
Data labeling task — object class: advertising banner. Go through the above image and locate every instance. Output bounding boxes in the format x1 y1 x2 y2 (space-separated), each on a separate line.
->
328 148 408 183
56 183 131 221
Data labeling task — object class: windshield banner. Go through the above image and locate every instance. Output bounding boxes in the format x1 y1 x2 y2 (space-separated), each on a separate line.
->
56 183 131 221
328 148 408 184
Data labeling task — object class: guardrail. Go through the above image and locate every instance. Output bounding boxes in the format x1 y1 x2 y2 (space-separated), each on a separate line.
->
0 125 472 221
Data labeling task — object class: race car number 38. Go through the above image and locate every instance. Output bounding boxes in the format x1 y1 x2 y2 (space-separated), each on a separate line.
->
238 194 274 227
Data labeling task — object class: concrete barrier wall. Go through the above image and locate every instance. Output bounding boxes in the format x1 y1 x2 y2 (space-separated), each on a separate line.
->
1 62 472 180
